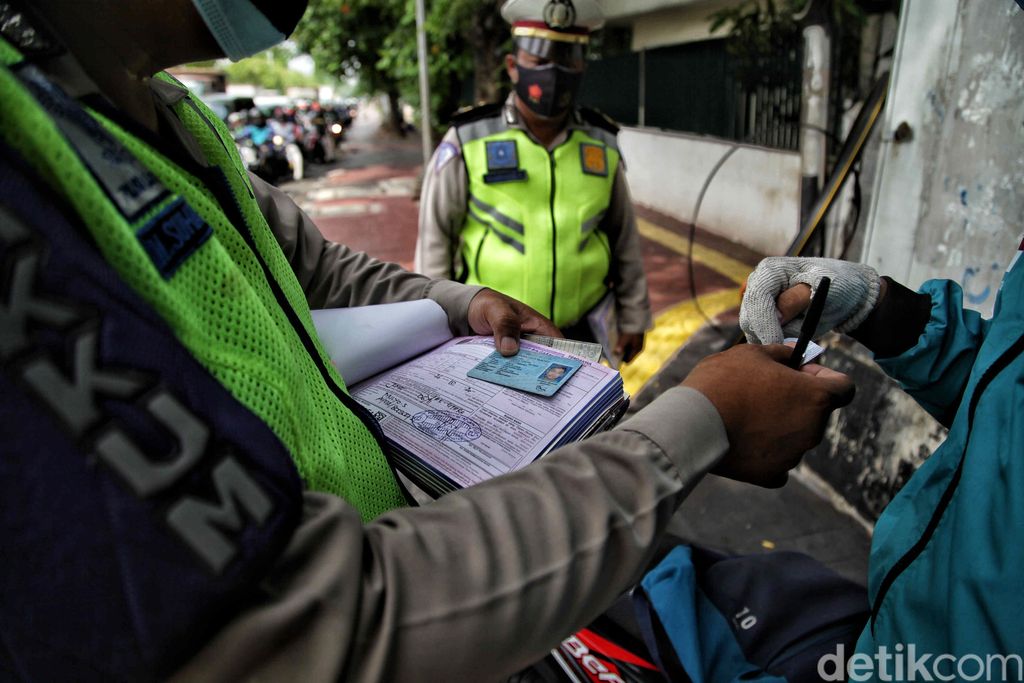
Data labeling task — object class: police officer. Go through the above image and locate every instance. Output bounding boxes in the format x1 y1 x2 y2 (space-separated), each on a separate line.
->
416 0 652 363
0 0 854 680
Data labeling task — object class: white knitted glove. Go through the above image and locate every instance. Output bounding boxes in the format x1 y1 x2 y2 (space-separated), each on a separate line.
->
740 257 881 344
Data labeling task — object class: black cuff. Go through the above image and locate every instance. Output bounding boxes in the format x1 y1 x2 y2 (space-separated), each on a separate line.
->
849 277 932 359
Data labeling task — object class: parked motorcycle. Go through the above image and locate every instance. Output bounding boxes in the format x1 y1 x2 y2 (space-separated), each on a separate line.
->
234 110 303 183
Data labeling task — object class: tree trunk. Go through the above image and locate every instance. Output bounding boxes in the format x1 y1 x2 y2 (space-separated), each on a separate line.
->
470 2 509 105
385 87 405 136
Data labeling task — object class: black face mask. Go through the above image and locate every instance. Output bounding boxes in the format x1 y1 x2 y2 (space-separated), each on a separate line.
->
250 0 309 37
514 62 585 119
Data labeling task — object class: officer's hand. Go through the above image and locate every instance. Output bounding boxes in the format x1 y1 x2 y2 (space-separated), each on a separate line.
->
616 332 645 364
682 344 855 487
468 289 562 356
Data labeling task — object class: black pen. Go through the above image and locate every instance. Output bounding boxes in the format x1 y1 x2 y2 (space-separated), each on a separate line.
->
788 276 831 369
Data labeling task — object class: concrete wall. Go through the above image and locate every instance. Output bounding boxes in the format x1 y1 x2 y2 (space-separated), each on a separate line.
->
808 0 1023 523
628 0 737 50
805 337 948 523
598 0 739 50
599 0 708 21
619 127 801 255
861 0 1024 318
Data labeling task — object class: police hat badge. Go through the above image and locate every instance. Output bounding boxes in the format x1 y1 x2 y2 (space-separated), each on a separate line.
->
502 0 605 34
544 0 576 30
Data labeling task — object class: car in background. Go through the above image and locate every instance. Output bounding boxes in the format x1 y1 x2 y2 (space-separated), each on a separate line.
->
198 93 256 121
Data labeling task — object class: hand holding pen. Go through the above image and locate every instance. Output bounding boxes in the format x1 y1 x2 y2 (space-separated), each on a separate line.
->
788 277 831 369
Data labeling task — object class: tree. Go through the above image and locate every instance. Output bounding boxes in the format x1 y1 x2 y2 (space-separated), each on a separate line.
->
293 0 409 132
223 45 322 92
293 0 510 135
709 0 868 93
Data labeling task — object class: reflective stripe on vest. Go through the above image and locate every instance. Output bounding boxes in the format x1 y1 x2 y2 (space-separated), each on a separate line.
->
0 47 407 519
458 118 619 328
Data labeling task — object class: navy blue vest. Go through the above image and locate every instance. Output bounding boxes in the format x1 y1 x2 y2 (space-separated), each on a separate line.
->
0 142 303 681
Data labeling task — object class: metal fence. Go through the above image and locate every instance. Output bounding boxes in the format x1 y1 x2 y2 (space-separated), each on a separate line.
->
580 37 803 152
733 43 803 151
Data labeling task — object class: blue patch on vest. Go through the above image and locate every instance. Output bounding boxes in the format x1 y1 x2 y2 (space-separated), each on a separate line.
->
483 140 526 183
137 199 213 279
486 140 519 170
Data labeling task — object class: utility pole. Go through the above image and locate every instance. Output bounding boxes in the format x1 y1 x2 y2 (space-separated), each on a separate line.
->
415 0 434 167
796 0 832 231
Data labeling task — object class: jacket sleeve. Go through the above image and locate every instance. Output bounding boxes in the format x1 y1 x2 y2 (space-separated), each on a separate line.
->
415 127 468 280
248 170 483 335
875 279 993 423
168 387 728 683
602 165 653 334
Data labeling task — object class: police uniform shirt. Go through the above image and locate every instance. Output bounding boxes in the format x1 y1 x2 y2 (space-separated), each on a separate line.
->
19 39 730 683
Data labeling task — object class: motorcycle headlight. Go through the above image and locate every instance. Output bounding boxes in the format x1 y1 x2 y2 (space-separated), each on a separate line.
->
331 123 343 135
272 135 285 146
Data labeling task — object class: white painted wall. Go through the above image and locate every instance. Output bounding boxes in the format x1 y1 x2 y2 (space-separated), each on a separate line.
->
862 0 1024 317
628 0 737 50
597 0 738 50
599 0 707 21
619 128 801 255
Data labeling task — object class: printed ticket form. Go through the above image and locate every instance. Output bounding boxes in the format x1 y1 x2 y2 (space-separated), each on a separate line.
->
349 337 623 493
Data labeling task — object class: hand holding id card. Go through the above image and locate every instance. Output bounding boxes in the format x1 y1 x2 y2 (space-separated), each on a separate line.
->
467 348 583 397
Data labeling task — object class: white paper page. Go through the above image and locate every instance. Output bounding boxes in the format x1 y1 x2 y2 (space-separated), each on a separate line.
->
311 300 453 385
350 337 619 488
783 338 826 365
522 334 603 363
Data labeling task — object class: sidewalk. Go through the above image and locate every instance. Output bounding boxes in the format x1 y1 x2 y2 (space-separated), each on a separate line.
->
282 115 872 584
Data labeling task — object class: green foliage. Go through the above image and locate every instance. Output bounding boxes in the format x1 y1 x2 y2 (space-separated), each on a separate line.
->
223 52 321 92
189 45 335 93
293 0 510 130
709 0 865 88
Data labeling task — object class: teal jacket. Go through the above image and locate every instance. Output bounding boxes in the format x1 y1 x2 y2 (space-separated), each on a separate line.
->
857 239 1024 671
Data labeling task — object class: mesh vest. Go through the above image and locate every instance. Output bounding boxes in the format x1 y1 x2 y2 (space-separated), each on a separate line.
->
0 42 407 520
457 114 621 328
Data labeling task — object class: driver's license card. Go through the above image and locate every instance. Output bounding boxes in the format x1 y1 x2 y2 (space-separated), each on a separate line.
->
467 348 583 397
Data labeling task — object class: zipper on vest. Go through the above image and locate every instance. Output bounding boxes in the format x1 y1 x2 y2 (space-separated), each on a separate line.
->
548 151 558 321
204 165 417 507
869 331 1024 632
546 132 577 324
597 231 612 262
474 230 489 283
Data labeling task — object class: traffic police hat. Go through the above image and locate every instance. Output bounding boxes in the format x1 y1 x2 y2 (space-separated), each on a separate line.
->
501 0 605 45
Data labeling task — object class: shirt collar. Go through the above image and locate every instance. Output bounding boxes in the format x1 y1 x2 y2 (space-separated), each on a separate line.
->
503 92 583 149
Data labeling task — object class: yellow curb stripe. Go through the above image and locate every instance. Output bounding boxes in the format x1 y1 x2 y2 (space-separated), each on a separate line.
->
636 218 754 286
621 287 741 396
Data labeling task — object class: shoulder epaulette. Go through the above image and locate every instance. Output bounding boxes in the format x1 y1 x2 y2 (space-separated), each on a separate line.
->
579 107 620 136
450 102 505 127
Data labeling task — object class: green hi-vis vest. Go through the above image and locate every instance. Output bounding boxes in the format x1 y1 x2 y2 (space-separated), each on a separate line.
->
457 111 621 328
0 42 407 520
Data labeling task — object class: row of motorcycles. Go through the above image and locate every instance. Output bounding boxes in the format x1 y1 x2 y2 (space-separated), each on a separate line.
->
228 103 355 184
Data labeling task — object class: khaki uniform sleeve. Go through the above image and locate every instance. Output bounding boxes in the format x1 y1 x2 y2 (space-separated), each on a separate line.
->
415 127 468 279
248 171 482 334
168 387 728 683
604 165 653 334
